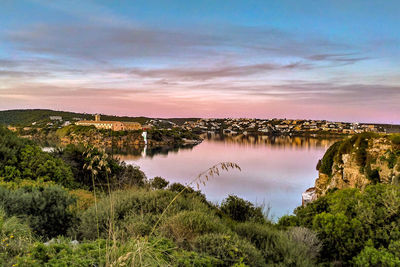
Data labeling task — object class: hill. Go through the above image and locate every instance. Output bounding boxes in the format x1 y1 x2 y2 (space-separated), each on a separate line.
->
0 109 198 126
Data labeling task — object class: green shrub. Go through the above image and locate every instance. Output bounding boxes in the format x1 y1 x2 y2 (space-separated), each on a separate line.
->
0 185 76 238
234 222 319 266
77 188 213 240
319 141 341 176
172 250 221 267
0 209 33 265
291 184 400 265
109 237 176 267
16 238 106 266
193 233 265 267
220 195 265 223
150 176 169 189
0 127 75 187
54 144 147 190
353 244 400 267
390 134 400 146
160 210 229 247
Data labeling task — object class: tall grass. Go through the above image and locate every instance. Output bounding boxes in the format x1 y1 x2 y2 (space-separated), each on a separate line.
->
86 142 241 266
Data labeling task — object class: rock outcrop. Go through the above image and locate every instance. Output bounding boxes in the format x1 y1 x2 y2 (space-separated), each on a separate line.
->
304 133 400 203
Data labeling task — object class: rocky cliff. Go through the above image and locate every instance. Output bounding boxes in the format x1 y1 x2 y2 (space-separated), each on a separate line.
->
303 133 400 204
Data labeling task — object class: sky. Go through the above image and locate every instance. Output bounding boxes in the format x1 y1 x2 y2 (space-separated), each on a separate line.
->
0 0 399 123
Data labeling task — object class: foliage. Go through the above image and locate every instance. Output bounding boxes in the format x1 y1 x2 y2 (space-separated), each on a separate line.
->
53 144 147 190
15 238 107 267
318 133 384 176
353 242 400 267
150 176 169 189
0 185 76 238
220 195 265 223
0 109 148 126
160 210 229 247
0 127 75 187
76 188 214 240
0 209 33 265
234 222 319 266
287 184 400 265
390 134 400 146
193 233 265 267
319 140 341 176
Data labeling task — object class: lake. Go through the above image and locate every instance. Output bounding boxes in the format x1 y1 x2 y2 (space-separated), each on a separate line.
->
118 134 339 219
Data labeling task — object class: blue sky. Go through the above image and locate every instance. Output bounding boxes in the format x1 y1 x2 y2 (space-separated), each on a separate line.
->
0 0 399 123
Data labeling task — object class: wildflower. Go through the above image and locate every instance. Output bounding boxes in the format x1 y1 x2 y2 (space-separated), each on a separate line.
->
10 235 14 239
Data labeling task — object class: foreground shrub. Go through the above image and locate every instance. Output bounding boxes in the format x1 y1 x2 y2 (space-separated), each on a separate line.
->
160 210 229 247
109 237 219 267
0 185 76 238
150 176 169 189
0 126 75 187
234 222 319 266
77 188 213 240
0 209 33 265
16 238 106 266
193 233 265 267
353 243 400 267
290 184 400 265
220 195 265 223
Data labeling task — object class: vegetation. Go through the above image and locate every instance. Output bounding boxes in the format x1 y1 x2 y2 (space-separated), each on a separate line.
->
2 126 400 265
279 184 400 265
318 133 399 183
0 109 149 126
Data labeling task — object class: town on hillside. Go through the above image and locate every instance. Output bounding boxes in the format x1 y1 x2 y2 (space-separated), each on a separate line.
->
6 113 398 136
182 118 389 135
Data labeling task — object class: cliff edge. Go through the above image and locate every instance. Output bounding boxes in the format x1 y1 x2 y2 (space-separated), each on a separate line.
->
303 133 400 204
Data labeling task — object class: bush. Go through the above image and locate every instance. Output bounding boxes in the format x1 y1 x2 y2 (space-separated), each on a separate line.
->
0 209 33 264
319 141 341 176
291 184 400 265
234 222 319 266
16 238 106 266
0 185 76 238
390 134 400 146
160 210 229 247
150 176 169 189
220 195 264 223
0 127 75 187
193 233 265 267
54 144 147 190
353 244 400 267
77 188 213 240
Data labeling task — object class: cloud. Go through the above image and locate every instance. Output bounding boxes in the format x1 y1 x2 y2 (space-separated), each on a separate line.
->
306 53 370 66
110 62 312 81
5 21 367 67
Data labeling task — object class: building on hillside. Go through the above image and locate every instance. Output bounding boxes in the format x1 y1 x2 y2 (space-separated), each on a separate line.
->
76 114 141 131
123 122 142 130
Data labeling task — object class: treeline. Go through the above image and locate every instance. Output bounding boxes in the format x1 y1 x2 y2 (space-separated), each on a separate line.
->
1 127 400 266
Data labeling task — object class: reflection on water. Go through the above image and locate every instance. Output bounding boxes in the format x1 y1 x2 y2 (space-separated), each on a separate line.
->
118 134 340 219
110 144 196 160
205 133 339 150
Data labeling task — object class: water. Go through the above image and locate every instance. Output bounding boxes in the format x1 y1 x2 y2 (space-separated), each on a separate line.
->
118 134 339 219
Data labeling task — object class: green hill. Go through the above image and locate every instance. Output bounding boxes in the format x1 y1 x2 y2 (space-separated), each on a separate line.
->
0 109 150 126
0 109 198 126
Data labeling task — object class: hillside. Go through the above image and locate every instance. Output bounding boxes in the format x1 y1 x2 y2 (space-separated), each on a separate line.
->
0 109 151 126
0 109 199 126
308 133 400 199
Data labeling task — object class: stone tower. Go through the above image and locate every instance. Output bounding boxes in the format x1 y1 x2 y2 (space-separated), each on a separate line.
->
95 114 101 121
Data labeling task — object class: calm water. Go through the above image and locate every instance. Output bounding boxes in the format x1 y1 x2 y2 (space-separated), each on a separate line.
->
118 134 339 219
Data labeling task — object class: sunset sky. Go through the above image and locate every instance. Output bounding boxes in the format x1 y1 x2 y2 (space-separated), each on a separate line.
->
1 0 399 123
